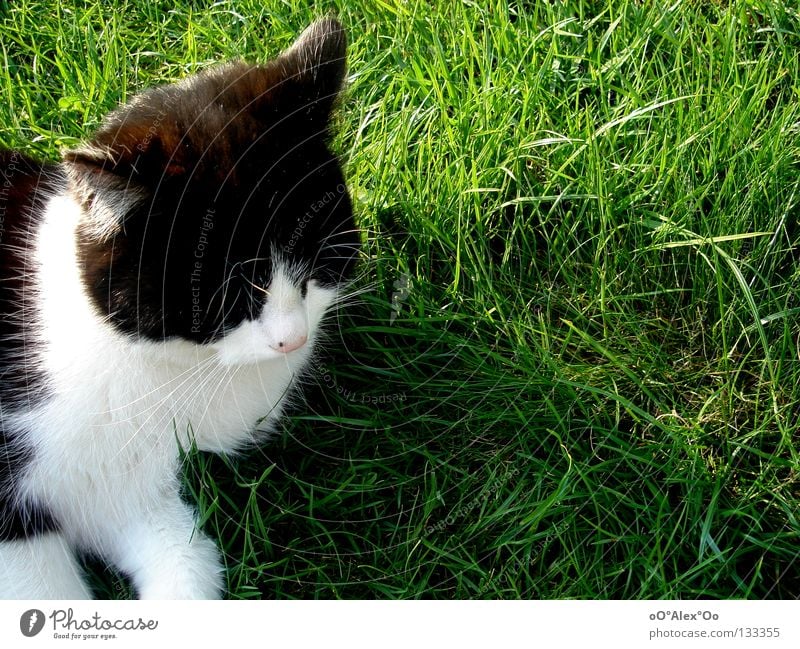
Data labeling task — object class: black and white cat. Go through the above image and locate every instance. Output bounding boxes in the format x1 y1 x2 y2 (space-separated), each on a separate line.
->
0 18 358 599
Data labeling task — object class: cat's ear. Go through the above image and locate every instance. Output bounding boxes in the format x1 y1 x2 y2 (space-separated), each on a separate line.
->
276 17 347 123
62 146 149 240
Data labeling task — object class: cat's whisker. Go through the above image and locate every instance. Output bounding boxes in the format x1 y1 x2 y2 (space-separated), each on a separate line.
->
241 275 269 296
112 358 226 454
315 227 362 244
142 363 235 455
95 354 221 415
186 364 247 450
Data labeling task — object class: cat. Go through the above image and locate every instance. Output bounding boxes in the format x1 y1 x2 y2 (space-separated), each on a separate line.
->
0 17 358 599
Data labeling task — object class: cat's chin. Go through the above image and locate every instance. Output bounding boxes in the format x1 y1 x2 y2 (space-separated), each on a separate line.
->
210 330 313 367
213 344 311 367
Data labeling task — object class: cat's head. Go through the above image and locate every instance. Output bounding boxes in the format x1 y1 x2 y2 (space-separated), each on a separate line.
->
63 18 358 364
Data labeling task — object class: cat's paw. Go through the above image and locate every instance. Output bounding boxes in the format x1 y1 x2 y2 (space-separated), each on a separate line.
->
135 532 225 600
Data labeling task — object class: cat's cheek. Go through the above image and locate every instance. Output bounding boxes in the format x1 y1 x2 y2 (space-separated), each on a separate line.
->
211 321 282 365
304 284 339 327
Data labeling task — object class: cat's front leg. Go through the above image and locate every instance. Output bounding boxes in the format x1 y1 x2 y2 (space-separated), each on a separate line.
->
108 498 224 600
0 533 92 599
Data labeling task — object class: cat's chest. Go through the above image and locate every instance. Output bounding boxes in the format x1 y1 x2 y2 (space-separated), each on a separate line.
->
18 350 299 518
16 349 297 524
15 341 304 540
130 352 300 452
54 343 303 454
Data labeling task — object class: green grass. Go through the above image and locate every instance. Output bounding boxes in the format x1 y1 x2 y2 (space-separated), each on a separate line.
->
2 0 800 598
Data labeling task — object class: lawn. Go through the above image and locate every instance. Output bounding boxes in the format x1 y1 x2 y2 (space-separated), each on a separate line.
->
1 0 799 598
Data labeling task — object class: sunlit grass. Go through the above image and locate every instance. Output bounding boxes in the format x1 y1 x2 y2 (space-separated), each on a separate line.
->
1 0 798 598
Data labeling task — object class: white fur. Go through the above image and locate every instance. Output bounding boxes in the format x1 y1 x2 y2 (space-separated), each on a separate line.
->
0 192 336 599
0 534 91 599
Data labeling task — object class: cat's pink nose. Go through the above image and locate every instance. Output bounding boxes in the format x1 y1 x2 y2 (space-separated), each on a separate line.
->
272 335 307 354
